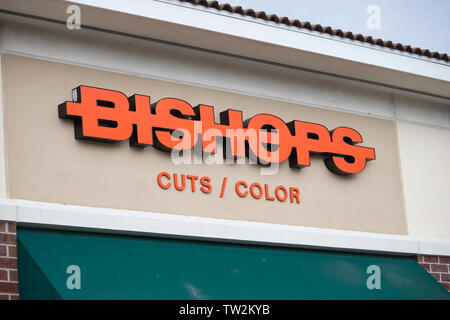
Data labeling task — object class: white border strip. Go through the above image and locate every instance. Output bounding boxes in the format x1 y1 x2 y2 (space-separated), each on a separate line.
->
1 198 449 256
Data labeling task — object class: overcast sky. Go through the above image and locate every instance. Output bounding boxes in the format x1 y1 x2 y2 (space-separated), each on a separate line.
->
223 0 450 54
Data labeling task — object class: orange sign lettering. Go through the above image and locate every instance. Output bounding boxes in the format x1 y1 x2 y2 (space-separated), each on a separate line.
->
59 85 376 175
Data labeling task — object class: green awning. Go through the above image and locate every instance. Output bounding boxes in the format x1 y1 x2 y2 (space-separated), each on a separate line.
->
18 228 449 300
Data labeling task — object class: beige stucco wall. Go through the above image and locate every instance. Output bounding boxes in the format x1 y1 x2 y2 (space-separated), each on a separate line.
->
1 54 407 234
397 121 450 239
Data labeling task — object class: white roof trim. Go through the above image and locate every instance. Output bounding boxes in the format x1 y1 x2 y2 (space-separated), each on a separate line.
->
67 0 450 82
159 0 448 66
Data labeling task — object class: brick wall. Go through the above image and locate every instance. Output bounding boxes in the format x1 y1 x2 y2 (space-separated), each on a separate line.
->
417 255 450 291
0 221 19 300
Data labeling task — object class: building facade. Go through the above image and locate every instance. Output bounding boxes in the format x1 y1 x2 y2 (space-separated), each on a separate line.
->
0 0 449 299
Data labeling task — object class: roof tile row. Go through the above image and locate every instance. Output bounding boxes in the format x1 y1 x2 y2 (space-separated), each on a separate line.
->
179 0 449 62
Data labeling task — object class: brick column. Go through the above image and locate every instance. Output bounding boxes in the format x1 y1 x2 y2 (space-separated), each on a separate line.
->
0 221 19 300
417 255 450 291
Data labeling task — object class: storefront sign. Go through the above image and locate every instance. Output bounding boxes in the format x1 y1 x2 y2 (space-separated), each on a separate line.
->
58 85 376 175
156 172 301 204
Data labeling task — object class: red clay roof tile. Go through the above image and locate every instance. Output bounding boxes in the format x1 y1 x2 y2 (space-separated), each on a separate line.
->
178 0 449 62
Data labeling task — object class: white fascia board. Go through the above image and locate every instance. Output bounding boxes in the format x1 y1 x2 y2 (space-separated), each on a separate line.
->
67 0 450 82
1 198 449 256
